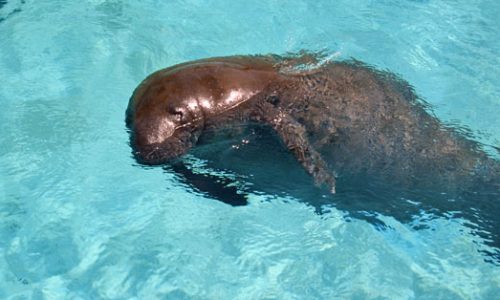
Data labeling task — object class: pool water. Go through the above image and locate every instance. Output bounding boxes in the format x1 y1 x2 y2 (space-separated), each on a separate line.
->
1 0 499 299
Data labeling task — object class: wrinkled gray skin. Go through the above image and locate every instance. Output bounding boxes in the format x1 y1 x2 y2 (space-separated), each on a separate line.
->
126 54 499 194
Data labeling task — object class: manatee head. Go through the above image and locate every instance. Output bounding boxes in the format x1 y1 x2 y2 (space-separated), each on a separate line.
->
126 58 282 165
125 68 207 165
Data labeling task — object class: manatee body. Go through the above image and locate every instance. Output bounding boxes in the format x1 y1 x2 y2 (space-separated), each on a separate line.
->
126 54 500 258
126 55 500 264
126 54 498 193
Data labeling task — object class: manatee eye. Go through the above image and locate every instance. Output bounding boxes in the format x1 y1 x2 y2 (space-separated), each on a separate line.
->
167 105 184 122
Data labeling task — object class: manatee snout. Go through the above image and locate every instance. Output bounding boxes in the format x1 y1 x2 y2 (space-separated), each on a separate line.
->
126 103 203 165
127 116 200 165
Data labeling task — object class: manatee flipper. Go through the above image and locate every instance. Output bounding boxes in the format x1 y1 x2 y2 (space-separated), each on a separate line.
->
258 100 337 193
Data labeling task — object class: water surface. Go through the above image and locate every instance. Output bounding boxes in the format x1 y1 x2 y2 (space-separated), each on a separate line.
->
1 0 499 299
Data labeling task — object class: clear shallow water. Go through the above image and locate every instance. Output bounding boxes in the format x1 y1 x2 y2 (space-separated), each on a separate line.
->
1 0 499 299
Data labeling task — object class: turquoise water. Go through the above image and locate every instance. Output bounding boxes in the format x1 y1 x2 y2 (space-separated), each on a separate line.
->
1 0 500 299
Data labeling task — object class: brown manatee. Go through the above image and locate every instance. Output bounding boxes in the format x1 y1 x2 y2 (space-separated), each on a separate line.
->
126 54 500 259
126 54 498 191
